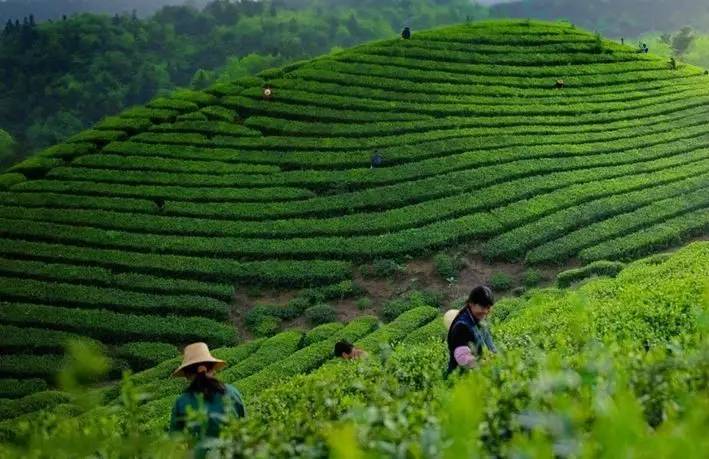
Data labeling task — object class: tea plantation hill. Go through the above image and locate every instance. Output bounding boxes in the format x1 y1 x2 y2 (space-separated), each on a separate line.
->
0 242 707 456
1 19 708 397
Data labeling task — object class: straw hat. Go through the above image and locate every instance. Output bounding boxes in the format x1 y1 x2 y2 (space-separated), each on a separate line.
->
172 342 226 377
443 309 460 332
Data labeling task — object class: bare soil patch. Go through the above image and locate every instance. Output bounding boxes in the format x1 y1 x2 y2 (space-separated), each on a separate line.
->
230 238 706 338
232 252 566 339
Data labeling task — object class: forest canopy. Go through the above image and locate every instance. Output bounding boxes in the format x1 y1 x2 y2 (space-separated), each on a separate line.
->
0 129 14 167
0 0 488 162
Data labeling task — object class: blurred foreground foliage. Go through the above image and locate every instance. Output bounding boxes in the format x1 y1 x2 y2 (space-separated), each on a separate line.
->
1 243 708 458
0 0 488 163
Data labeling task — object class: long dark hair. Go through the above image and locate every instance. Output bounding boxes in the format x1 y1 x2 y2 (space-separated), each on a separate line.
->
184 362 226 401
467 285 495 307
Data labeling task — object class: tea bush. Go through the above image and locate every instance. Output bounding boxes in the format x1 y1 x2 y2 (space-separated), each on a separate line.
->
489 271 513 291
1 18 707 411
303 322 343 346
252 316 282 338
381 290 440 322
0 379 48 399
433 252 461 280
522 267 544 286
304 304 337 326
356 297 373 311
556 260 626 287
0 243 708 457
362 258 404 279
114 342 179 371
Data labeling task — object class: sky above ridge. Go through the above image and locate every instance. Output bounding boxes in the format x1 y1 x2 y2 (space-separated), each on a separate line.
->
0 0 210 23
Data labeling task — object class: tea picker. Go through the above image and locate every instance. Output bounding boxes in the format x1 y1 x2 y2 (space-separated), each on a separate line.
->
370 152 383 169
445 286 497 377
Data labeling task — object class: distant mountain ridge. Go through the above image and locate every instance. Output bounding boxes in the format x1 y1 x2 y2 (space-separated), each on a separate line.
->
0 0 209 23
492 0 709 36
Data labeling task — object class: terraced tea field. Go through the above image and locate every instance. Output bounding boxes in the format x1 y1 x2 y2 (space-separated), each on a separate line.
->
1 19 708 395
0 303 440 435
1 242 707 457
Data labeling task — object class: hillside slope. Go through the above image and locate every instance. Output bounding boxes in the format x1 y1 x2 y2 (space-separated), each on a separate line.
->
1 241 707 457
1 19 708 393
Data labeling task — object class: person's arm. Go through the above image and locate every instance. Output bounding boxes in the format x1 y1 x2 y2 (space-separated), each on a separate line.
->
228 385 246 418
449 324 476 369
169 398 185 433
235 396 246 418
353 348 368 359
454 346 476 368
482 326 497 354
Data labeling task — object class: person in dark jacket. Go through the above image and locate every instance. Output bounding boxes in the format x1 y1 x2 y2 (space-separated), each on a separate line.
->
170 342 245 458
401 26 411 40
370 152 383 168
445 286 497 377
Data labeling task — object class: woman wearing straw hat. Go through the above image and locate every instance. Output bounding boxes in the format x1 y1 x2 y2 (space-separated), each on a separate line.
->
170 342 245 455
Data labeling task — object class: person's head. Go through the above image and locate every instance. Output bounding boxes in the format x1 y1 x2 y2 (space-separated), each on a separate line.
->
466 285 495 321
184 362 226 401
173 342 226 400
182 361 216 380
334 340 355 359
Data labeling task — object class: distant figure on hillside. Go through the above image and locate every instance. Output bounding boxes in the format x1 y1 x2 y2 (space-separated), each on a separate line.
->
371 152 383 168
445 286 497 377
641 43 649 53
262 85 273 100
670 57 677 70
555 79 565 89
621 37 624 45
401 27 411 40
334 340 368 360
170 343 245 458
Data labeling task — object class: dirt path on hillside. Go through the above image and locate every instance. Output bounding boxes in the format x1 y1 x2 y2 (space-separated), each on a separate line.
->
231 236 708 338
231 250 563 339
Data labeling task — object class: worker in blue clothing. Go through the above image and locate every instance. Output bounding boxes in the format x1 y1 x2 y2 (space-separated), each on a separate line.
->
170 342 245 458
370 152 383 168
445 286 497 377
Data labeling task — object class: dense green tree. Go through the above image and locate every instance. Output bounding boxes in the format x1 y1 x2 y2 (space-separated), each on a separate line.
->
659 27 697 57
25 112 84 149
685 35 709 68
0 0 489 163
190 68 214 90
0 129 15 167
631 28 709 69
217 53 282 83
671 26 696 56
